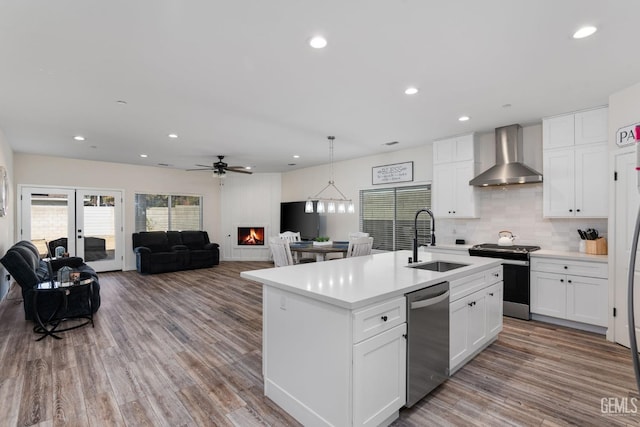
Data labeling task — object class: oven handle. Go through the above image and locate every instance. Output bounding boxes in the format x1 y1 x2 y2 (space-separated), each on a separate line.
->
501 259 529 266
410 290 450 310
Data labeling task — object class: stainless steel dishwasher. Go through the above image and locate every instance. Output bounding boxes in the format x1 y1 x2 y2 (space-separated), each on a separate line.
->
405 281 450 407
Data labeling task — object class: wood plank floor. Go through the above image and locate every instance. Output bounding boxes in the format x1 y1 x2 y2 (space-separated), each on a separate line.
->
1 261 639 426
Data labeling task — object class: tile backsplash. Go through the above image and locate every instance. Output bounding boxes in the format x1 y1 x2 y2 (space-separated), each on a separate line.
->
436 183 608 252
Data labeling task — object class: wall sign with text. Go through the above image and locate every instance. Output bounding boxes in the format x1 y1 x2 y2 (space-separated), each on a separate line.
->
616 122 640 147
372 161 413 185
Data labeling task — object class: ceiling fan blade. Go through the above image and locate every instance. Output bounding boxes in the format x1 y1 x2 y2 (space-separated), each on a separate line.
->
227 168 253 174
195 164 213 168
186 167 214 171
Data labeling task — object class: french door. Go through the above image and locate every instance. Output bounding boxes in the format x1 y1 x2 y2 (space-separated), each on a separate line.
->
20 186 123 272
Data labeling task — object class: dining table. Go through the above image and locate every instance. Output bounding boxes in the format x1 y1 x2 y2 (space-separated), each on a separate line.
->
289 242 348 262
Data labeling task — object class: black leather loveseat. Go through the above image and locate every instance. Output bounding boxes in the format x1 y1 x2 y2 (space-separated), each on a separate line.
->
132 230 220 274
0 240 101 321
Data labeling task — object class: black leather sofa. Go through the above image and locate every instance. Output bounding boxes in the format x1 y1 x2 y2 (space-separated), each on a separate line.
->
0 240 101 321
132 230 220 274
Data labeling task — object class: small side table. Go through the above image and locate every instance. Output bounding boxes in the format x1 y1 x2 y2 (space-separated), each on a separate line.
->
32 277 95 341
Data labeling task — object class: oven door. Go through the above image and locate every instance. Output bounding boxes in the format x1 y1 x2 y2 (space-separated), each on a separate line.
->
502 260 531 320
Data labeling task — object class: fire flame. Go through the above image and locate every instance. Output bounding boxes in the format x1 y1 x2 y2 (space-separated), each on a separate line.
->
238 228 264 245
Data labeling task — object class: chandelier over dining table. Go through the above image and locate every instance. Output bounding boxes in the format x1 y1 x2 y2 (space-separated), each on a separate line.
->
305 136 355 214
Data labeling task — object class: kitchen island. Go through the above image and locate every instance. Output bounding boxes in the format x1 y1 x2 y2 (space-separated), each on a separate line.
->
241 250 503 427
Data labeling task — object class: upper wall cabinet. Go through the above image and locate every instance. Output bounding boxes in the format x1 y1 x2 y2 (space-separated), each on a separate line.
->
433 134 475 164
542 107 608 218
432 134 478 218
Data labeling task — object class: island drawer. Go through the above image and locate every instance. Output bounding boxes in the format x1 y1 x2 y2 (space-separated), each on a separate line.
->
485 266 503 284
449 271 487 303
353 297 406 343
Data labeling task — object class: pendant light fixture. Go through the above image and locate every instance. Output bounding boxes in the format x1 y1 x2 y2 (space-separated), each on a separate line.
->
305 136 355 214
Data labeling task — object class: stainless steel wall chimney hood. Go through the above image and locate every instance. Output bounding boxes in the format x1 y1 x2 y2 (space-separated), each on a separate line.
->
469 124 542 186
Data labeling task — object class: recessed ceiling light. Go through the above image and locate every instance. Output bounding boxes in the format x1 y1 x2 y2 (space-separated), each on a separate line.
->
458 116 470 122
573 26 597 39
293 155 300 159
140 154 148 158
73 135 85 141
404 87 419 95
168 133 178 139
309 36 327 49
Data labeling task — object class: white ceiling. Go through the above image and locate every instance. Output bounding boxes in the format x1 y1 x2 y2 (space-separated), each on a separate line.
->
1 1 639 173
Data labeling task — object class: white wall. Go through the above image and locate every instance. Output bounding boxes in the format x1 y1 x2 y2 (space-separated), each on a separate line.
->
14 153 222 270
282 144 433 241
220 172 281 261
0 127 14 300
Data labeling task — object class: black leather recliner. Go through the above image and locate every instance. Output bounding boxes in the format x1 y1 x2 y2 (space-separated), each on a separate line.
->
0 240 101 321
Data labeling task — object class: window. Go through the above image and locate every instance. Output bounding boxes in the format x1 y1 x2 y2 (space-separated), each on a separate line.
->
359 185 431 251
134 194 202 232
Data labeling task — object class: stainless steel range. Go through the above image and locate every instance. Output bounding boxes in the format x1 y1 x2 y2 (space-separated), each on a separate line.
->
468 243 541 320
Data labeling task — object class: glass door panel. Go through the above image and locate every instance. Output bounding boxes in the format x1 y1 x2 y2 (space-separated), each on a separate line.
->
21 187 75 257
77 190 122 272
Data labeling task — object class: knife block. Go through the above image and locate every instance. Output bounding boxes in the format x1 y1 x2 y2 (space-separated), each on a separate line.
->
585 237 607 255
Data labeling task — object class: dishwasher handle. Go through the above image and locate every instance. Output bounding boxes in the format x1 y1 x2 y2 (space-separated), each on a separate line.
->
410 290 450 310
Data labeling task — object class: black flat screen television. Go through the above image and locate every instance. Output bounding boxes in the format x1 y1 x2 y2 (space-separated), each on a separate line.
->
280 201 319 241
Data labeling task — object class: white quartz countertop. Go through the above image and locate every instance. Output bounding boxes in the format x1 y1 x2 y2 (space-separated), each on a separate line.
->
531 249 608 263
241 250 502 310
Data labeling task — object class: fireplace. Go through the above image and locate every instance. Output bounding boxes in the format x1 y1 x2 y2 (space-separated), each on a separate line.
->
237 227 265 246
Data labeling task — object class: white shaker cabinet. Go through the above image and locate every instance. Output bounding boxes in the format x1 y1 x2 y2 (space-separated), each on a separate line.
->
542 106 608 218
432 133 478 218
353 323 406 427
449 266 503 374
530 257 608 327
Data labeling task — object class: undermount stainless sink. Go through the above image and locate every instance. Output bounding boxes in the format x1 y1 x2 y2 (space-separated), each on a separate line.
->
408 261 469 272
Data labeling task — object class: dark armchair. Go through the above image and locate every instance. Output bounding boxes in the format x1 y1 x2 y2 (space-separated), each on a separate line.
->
0 240 101 321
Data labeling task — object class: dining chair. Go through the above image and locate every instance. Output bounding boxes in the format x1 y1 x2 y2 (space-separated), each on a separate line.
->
347 236 374 257
269 237 294 267
278 231 315 263
279 231 301 242
348 232 369 239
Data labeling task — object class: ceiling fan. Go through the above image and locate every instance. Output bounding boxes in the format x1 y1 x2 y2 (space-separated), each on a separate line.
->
187 155 253 176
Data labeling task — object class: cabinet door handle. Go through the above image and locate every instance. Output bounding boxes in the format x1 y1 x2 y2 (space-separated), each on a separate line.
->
381 315 388 322
567 280 572 284
560 279 564 283
569 209 573 212
564 266 568 269
489 292 494 296
494 273 499 277
468 301 476 307
576 209 581 212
